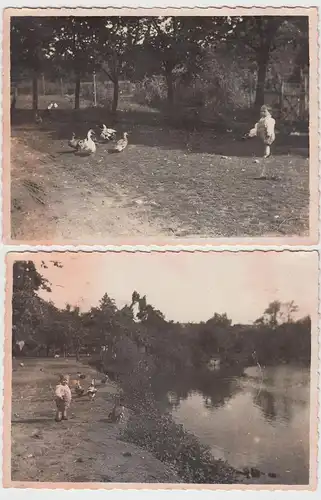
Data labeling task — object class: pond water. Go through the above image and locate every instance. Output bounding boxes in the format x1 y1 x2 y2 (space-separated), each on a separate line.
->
170 365 310 484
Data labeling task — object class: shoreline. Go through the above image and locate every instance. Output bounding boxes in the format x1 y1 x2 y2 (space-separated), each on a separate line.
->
11 356 290 486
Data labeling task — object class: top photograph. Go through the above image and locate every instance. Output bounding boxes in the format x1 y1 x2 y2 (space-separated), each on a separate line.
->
3 7 318 246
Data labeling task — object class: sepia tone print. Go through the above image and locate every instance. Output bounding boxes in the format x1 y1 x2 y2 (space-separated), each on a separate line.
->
3 251 318 489
3 7 318 245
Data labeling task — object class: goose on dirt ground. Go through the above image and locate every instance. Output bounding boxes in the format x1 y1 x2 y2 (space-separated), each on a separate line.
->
100 124 117 141
114 132 129 152
76 129 96 155
68 132 81 150
75 380 85 396
87 379 98 400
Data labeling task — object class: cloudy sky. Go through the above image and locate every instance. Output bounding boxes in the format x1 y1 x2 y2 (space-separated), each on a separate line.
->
9 251 318 325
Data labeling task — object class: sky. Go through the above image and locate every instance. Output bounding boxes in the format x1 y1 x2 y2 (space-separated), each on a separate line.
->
10 251 318 325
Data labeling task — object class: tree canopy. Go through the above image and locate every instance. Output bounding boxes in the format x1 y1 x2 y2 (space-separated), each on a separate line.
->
10 15 309 112
12 260 311 371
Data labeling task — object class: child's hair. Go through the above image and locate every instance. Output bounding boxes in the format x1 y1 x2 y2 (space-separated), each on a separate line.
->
260 104 272 114
59 374 69 384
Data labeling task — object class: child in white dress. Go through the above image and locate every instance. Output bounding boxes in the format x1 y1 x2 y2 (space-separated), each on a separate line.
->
248 105 276 159
55 374 72 422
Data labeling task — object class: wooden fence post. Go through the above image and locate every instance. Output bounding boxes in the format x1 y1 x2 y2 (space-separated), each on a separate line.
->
93 72 97 107
279 79 284 114
42 74 46 95
60 77 64 97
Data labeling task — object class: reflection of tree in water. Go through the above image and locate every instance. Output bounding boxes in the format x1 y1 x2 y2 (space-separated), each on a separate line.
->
254 390 294 424
155 368 243 412
198 371 242 410
254 390 277 422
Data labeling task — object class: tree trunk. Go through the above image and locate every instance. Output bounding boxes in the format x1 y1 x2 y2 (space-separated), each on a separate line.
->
255 48 270 108
74 74 81 110
32 72 38 111
165 67 174 105
112 78 119 115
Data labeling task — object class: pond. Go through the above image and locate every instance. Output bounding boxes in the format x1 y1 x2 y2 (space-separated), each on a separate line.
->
169 364 310 484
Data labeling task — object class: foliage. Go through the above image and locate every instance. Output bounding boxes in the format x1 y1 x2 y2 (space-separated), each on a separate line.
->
122 401 238 483
11 15 309 115
12 261 311 370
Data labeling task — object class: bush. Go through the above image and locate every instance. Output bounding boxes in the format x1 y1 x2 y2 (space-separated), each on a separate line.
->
133 76 167 108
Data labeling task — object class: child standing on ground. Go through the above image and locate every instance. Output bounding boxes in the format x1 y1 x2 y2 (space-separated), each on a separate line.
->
248 104 276 159
55 374 72 422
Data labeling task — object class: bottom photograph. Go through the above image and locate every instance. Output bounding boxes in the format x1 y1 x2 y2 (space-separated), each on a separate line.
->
4 251 318 489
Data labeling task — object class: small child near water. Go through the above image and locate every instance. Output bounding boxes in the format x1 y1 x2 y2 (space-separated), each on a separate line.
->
248 105 276 159
55 374 72 422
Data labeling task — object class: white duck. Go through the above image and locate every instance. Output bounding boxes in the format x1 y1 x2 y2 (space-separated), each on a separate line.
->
68 132 81 150
114 132 128 152
100 124 117 141
48 102 58 110
75 380 85 397
76 129 96 155
87 379 98 400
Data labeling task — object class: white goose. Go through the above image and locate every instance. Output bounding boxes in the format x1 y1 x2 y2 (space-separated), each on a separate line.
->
87 379 98 401
100 124 117 141
75 380 85 396
68 132 81 149
76 129 96 155
114 132 128 152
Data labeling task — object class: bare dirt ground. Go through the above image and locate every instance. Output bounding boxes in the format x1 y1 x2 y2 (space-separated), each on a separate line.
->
11 358 179 484
10 99 309 242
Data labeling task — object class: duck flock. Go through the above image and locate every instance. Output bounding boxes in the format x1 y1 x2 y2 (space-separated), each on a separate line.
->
33 102 129 156
68 125 129 156
73 373 125 422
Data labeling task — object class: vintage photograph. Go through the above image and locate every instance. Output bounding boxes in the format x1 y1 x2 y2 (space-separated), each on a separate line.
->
5 9 317 244
4 251 318 488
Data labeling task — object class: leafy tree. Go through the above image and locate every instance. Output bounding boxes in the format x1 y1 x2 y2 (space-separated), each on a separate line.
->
206 312 232 328
92 16 147 114
12 260 54 354
10 17 57 110
50 17 99 109
226 16 289 107
143 16 209 105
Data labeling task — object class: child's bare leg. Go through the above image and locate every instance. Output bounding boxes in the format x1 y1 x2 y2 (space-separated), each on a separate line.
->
264 144 271 158
260 163 267 178
55 410 62 422
62 408 68 420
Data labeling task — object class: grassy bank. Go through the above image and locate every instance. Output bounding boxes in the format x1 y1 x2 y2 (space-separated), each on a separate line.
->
117 363 241 484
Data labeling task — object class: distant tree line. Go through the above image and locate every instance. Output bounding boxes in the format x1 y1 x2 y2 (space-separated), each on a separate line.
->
12 261 311 375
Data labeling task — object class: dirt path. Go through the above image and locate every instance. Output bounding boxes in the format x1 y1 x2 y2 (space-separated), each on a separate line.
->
11 131 165 242
10 122 309 242
11 358 179 484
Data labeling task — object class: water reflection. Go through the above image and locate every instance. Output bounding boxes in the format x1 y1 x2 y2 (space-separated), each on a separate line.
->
167 364 310 484
255 390 277 422
161 367 243 412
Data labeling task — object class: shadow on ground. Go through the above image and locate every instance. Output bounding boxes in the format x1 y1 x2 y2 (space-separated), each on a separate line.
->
11 107 309 159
